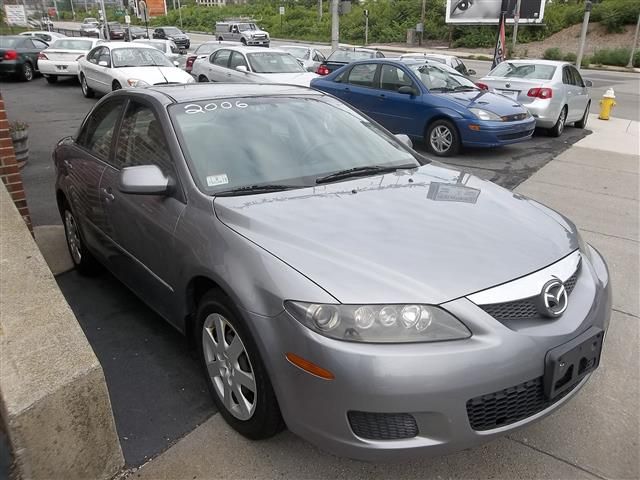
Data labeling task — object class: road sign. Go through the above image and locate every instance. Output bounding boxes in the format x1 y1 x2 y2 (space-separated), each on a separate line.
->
279 6 285 15
3 5 27 26
124 15 131 24
416 22 424 32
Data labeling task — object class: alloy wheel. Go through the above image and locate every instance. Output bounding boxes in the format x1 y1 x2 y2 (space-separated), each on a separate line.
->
558 109 566 135
23 63 33 81
64 210 82 265
202 313 257 421
81 76 88 95
430 125 453 153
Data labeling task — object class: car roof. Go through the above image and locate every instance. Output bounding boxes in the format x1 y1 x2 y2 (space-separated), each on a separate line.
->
496 59 569 67
142 83 323 104
216 46 286 54
48 36 99 42
100 42 158 49
334 47 379 53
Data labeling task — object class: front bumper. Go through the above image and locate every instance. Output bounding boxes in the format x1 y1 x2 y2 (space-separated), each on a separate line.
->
38 59 79 76
246 39 269 46
456 116 536 148
246 245 610 460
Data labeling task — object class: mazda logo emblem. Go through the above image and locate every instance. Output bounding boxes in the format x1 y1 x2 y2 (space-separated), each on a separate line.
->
537 278 568 318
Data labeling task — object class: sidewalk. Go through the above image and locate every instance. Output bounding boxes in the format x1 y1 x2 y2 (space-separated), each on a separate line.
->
129 115 639 480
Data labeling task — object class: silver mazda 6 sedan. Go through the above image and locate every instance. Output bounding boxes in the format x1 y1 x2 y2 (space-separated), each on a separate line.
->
54 83 611 461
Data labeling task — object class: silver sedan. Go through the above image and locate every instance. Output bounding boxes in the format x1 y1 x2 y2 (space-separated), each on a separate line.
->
278 45 327 72
480 60 592 136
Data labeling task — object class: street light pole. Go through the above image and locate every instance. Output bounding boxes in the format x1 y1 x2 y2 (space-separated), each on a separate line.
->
420 0 426 46
627 13 640 69
511 0 521 55
177 0 183 29
318 0 322 21
576 0 592 71
331 0 339 51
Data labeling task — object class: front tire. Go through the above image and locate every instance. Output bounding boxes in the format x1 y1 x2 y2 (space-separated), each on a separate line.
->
112 80 122 91
574 102 590 129
197 290 283 440
80 74 95 98
198 75 209 83
548 106 567 137
62 203 100 275
241 38 247 46
426 119 460 157
218 36 224 41
45 75 58 84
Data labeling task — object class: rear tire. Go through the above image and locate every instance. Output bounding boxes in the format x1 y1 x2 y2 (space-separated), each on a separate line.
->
19 62 34 82
241 38 247 46
548 106 567 137
80 74 95 98
425 119 460 157
196 290 283 440
198 75 209 83
574 102 590 129
62 202 101 275
218 36 224 41
45 75 58 84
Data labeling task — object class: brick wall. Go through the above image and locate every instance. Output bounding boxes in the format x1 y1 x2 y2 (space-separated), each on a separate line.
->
0 93 31 232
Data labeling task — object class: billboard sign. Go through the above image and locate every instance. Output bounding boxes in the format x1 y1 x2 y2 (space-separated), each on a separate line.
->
446 0 545 25
3 5 28 27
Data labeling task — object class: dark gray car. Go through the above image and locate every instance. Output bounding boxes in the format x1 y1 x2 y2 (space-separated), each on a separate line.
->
54 84 611 461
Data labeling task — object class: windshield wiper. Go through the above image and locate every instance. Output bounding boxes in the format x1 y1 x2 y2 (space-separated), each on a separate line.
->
452 85 477 91
315 164 417 184
214 184 297 197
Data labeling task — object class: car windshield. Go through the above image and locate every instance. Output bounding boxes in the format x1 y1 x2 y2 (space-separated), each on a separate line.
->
328 50 376 62
51 39 93 50
489 62 557 80
280 46 309 59
84 18 97 23
109 23 123 30
247 52 305 73
112 48 173 67
238 23 257 31
169 96 422 194
163 27 182 35
196 43 224 54
0 38 20 48
409 63 477 91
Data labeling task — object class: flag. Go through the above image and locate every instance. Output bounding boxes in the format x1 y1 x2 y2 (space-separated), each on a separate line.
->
492 11 507 69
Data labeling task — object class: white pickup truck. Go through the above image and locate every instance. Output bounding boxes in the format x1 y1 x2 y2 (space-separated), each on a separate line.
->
214 21 270 47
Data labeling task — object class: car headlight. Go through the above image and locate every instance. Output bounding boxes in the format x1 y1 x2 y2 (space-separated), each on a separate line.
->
469 108 503 121
127 78 150 87
284 301 471 343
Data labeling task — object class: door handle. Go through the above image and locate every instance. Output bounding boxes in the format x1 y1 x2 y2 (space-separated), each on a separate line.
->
101 187 115 202
379 93 386 100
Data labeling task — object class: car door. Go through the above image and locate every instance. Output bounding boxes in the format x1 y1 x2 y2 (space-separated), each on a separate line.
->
19 38 44 68
229 24 240 41
227 51 251 82
99 99 186 320
67 99 127 259
340 63 380 116
369 64 424 136
562 65 582 121
205 48 232 82
82 46 101 88
569 66 590 120
94 46 114 93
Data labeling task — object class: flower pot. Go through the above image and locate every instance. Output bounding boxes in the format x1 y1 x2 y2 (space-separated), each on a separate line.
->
10 129 28 169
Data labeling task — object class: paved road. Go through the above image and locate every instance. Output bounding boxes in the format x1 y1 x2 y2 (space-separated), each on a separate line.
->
0 71 589 467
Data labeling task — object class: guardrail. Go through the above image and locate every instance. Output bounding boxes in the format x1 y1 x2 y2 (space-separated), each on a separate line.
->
53 27 99 38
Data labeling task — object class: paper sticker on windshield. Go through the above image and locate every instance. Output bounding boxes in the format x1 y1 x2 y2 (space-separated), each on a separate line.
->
206 174 229 187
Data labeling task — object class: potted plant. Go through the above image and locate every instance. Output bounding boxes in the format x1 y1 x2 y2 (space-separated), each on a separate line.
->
9 121 29 169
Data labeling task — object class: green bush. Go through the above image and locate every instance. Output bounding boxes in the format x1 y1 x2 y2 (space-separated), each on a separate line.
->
543 47 563 60
563 52 577 63
581 55 591 68
591 48 634 66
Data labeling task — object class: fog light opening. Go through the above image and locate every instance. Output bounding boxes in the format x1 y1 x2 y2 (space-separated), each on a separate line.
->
285 352 335 380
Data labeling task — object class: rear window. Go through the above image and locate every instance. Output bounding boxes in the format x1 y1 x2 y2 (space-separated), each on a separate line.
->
51 39 93 50
0 38 20 48
489 63 556 80
328 50 376 63
195 43 223 54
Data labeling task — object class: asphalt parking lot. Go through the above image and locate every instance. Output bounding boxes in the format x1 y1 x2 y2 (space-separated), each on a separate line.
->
0 75 594 466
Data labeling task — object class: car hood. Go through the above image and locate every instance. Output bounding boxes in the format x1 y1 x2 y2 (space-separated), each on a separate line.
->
214 163 577 305
437 89 528 116
261 72 319 86
116 66 193 84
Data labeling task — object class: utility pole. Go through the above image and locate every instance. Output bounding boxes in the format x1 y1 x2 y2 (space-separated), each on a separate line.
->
420 0 426 46
364 9 369 46
318 0 322 21
331 0 339 51
177 0 183 29
511 0 521 55
69 0 75 20
576 0 592 70
627 13 640 68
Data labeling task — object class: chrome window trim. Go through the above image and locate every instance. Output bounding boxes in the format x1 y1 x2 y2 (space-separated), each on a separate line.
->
468 250 581 306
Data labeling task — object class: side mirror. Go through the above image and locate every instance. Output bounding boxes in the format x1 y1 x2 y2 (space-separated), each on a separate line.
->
394 134 413 149
173 60 179 67
119 165 171 195
584 79 593 87
467 69 476 76
398 85 417 96
235 65 248 72
98 60 108 67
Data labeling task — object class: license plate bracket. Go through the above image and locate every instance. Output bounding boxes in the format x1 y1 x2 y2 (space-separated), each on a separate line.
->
500 90 518 100
544 326 604 400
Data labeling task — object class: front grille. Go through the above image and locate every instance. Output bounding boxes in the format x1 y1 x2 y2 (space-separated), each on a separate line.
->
501 113 529 121
348 411 418 440
466 376 577 431
480 270 579 322
497 129 534 141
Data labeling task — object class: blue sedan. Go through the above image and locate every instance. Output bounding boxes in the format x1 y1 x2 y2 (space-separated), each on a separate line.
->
311 59 536 156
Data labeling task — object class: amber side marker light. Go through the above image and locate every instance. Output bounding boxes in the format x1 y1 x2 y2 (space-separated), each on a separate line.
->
468 124 481 131
285 352 335 380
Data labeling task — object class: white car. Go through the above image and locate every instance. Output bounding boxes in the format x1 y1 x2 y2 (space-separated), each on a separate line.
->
78 42 194 98
193 46 318 86
278 45 327 72
132 39 185 69
399 52 476 77
38 37 102 84
20 30 66 44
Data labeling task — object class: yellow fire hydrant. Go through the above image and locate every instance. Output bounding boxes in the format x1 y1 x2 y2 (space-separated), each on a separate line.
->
598 88 616 120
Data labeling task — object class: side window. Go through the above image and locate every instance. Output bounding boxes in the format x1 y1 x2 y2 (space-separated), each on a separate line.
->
376 51 385 58
97 48 111 67
77 100 125 162
313 51 325 62
570 66 584 87
562 67 571 85
347 64 378 87
380 65 413 91
32 39 48 49
212 49 231 67
87 46 101 64
229 51 248 70
115 102 172 173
